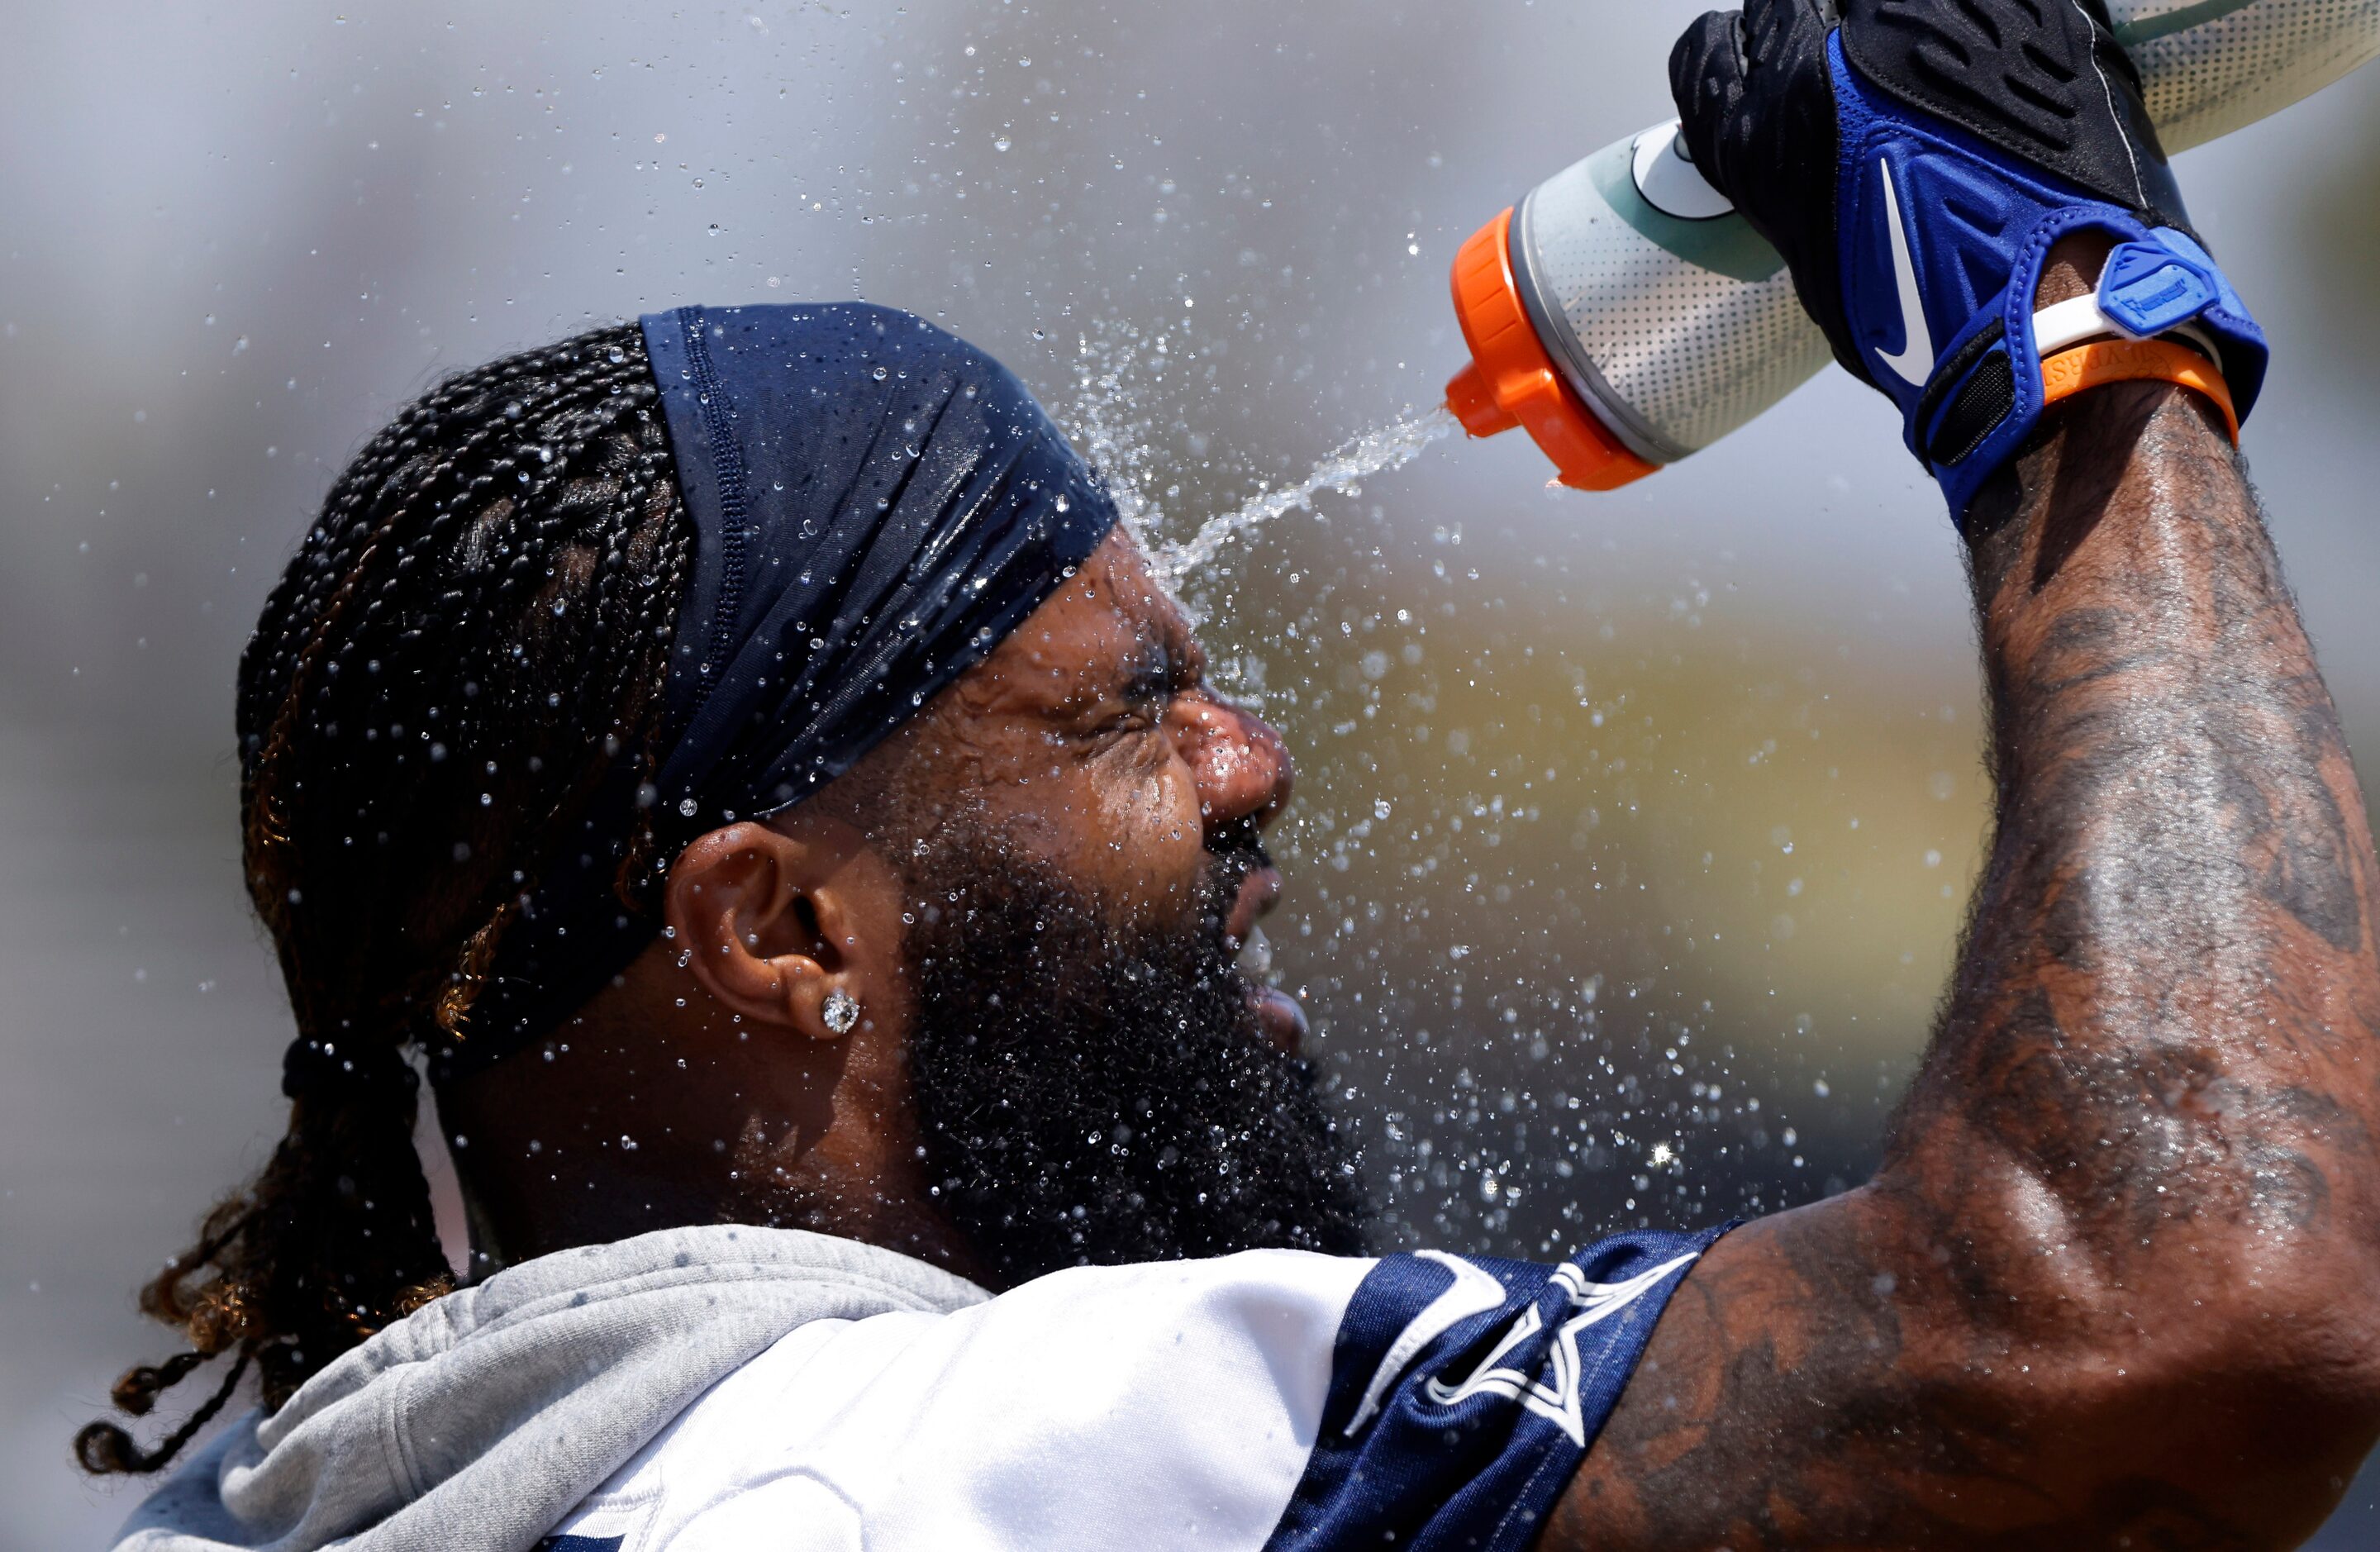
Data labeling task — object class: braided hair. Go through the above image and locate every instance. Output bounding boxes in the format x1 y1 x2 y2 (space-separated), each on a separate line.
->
76 324 693 1475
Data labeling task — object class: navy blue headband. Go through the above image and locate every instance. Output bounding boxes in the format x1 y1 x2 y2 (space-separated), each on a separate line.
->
431 302 1117 1083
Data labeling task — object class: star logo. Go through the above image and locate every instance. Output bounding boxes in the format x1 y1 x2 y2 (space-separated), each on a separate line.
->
1423 1252 1699 1445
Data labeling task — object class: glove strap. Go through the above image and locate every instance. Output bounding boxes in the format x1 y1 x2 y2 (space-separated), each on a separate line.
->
2040 337 2239 444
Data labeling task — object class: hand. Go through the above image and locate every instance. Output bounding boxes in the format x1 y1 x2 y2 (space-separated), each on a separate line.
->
1668 0 2264 519
1667 0 1855 380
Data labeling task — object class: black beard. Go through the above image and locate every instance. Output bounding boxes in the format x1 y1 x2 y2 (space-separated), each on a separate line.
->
903 827 1368 1287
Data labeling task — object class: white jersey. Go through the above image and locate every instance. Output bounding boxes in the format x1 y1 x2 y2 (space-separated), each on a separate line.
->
539 1226 1721 1552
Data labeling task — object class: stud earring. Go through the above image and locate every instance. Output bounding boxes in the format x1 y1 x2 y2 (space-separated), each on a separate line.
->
821 988 861 1035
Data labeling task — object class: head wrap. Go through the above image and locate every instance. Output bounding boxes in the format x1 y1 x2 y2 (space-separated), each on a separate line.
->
425 302 1116 1085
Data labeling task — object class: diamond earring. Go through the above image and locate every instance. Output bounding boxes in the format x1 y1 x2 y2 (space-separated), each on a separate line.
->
821 988 861 1035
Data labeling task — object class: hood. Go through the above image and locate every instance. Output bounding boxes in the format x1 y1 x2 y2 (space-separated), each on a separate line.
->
111 1225 988 1552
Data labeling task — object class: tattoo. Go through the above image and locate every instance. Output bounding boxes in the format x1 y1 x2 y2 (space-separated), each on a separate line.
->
1547 380 2380 1548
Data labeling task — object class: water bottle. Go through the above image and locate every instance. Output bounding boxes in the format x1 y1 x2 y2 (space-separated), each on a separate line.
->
1449 0 2380 490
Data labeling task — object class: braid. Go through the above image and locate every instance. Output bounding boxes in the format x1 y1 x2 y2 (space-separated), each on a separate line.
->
79 324 693 1475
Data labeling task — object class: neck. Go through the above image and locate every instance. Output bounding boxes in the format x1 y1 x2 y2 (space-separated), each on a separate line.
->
435 949 985 1280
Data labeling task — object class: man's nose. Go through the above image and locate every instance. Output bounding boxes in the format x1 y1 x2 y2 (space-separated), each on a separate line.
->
1170 692 1294 836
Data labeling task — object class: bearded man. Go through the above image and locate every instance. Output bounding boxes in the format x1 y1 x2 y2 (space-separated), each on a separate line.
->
90 2 2380 1547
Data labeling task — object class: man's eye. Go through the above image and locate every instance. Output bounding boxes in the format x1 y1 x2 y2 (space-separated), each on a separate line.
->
1121 669 1173 715
1096 678 1174 739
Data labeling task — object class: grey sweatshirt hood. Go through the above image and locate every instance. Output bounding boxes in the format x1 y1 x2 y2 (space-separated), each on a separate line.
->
110 1225 988 1552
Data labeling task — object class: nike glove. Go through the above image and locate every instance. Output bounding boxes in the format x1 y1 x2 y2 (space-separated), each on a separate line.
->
1670 0 2268 520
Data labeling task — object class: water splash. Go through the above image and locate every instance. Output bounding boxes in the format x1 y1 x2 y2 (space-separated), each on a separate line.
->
1150 405 1459 586
1060 321 1456 591
1067 324 1169 539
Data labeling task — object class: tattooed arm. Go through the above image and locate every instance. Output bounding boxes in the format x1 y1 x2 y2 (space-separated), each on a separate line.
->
1547 239 2380 1549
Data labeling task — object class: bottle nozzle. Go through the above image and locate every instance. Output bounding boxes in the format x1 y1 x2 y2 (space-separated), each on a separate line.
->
1445 207 1655 493
1445 360 1518 439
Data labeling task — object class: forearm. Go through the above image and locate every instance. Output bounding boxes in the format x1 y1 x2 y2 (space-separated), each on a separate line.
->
1869 330 2380 1531
1896 300 2380 1311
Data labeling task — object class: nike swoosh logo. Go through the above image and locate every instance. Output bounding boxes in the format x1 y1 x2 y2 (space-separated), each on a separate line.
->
1875 156 1934 388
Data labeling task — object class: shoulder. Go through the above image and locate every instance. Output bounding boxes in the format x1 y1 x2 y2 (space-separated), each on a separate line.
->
559 1250 1378 1551
554 1227 1726 1552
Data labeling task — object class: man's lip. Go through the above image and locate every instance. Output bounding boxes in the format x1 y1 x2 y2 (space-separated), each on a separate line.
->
1249 983 1308 1055
1226 865 1299 1054
1224 864 1282 950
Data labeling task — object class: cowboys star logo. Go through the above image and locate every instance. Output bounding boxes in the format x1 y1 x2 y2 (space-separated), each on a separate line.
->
1420 1254 1700 1445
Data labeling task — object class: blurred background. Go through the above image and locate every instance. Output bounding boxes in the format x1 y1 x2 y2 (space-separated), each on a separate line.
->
3 0 2378 1543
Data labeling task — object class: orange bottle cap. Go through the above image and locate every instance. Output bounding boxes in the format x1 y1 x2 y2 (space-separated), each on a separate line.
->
1445 207 1656 493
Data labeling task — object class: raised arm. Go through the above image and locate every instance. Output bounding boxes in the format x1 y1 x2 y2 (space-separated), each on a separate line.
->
1537 0 2380 1539
1547 240 2380 1546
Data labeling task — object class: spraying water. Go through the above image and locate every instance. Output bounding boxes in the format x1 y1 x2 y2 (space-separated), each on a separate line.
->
1063 321 1459 591
1150 405 1459 585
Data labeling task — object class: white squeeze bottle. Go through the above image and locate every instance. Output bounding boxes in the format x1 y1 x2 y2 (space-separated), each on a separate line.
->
1447 0 2380 489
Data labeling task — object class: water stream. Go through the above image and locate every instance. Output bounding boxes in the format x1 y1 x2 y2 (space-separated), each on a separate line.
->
1150 404 1459 586
1062 321 1459 591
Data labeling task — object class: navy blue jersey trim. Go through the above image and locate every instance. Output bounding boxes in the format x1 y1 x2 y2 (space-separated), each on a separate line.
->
536 1538 624 1552
1264 1224 1732 1552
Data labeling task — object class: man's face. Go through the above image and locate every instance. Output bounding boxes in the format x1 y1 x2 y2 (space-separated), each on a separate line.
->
878 529 1366 1283
901 527 1308 1050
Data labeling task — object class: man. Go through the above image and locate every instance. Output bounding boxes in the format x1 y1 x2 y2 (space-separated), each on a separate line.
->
91 1 2380 1546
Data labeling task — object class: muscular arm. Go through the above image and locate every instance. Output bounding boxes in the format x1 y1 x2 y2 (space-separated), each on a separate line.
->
1549 243 2380 1549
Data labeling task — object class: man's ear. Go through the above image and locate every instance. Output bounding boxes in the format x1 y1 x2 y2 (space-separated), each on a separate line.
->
662 820 883 1040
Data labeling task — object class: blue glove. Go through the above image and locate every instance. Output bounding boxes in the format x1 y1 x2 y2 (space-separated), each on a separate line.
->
1673 0 2268 521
